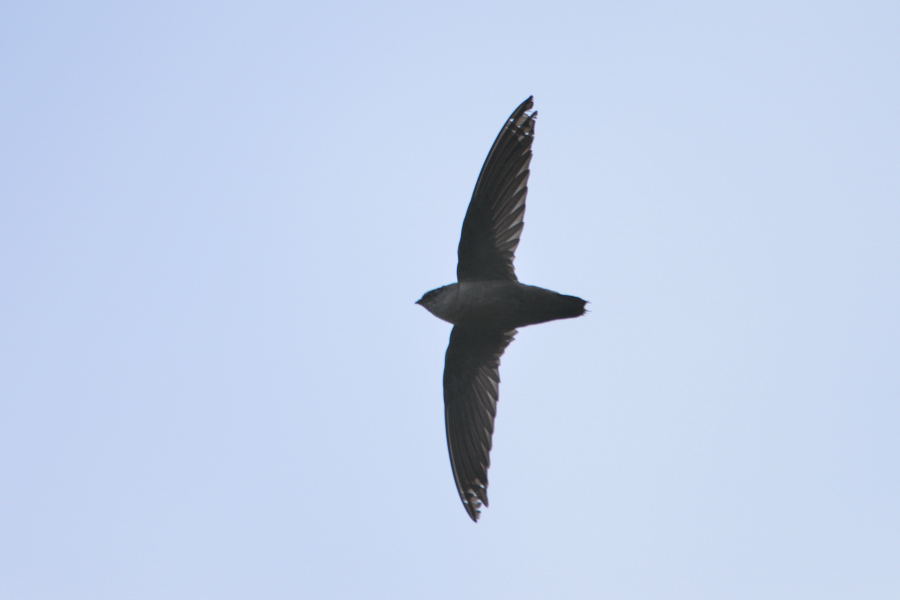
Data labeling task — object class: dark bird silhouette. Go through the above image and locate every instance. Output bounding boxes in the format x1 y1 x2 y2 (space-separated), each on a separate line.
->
416 97 586 521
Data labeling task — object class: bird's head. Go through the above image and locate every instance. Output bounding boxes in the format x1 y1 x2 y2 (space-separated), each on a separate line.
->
416 285 459 322
415 287 443 311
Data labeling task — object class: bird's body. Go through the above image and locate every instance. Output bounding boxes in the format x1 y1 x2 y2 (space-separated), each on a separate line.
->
418 281 585 330
417 96 586 521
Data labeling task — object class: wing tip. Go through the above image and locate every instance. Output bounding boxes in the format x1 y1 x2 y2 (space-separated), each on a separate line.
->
511 96 536 123
462 485 489 522
465 502 481 522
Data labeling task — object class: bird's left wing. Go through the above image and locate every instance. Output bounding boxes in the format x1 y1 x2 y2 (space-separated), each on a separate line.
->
457 97 536 282
443 326 517 521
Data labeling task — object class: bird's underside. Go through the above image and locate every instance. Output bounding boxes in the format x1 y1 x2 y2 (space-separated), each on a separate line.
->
417 96 586 522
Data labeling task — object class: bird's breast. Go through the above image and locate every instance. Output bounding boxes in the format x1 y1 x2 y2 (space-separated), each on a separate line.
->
446 281 525 327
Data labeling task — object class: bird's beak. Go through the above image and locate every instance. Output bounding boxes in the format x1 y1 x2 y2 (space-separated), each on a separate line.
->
414 299 422 305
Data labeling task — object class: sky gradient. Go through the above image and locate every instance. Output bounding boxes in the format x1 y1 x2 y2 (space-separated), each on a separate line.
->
3 1 899 598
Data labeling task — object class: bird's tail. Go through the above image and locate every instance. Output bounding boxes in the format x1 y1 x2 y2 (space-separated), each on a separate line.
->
516 288 587 327
553 293 587 319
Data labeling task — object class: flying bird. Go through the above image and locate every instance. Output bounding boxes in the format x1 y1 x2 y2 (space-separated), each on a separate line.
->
416 96 586 521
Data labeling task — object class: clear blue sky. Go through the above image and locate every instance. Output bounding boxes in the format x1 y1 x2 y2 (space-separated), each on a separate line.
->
2 1 899 598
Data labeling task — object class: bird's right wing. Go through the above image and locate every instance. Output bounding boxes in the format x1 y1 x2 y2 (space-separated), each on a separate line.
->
456 97 536 282
443 326 517 521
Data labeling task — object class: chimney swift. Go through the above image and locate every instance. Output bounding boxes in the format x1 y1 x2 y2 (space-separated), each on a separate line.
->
416 96 586 521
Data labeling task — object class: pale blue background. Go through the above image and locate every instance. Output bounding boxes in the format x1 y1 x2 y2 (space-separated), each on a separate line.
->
2 2 899 598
